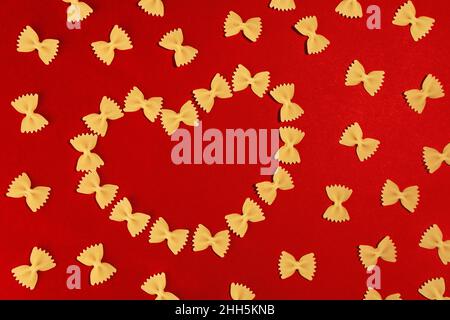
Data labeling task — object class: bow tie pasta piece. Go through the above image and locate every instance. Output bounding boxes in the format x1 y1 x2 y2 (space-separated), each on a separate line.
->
77 244 116 285
149 217 189 255
275 127 305 164
419 278 450 300
83 96 124 137
393 1 435 42
110 198 151 237
17 26 59 65
419 224 450 265
138 0 164 17
159 28 198 67
404 74 445 114
269 0 296 11
345 60 385 96
63 0 93 22
294 16 330 55
423 143 450 174
358 236 397 269
91 25 133 65
77 171 118 209
323 185 352 222
339 123 380 161
224 11 262 42
11 247 55 290
225 198 265 238
364 288 401 300
11 94 48 133
70 133 104 172
256 167 294 205
232 64 270 98
230 283 255 300
270 84 304 122
278 251 316 280
381 179 419 213
335 0 363 18
6 173 50 213
141 272 179 300
124 87 163 122
161 100 199 135
192 224 230 258
193 73 233 113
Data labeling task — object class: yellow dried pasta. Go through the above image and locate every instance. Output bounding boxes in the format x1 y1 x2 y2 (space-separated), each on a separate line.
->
110 198 151 237
270 83 304 122
230 283 255 300
193 224 230 258
159 28 198 67
256 167 294 205
404 74 444 114
17 26 59 65
70 133 104 172
6 172 50 213
294 16 330 55
358 236 397 269
11 247 55 290
160 100 199 135
77 171 119 209
393 1 435 41
138 0 164 17
124 86 163 122
381 179 419 213
91 25 133 65
83 96 124 137
193 73 233 113
149 217 189 255
224 11 262 42
419 224 450 265
11 94 48 133
141 272 179 300
339 122 380 161
323 185 352 222
77 243 116 285
423 143 450 173
278 251 316 280
225 198 265 238
345 60 385 96
232 64 270 98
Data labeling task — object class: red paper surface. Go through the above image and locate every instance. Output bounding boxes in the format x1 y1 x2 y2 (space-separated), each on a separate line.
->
0 0 449 300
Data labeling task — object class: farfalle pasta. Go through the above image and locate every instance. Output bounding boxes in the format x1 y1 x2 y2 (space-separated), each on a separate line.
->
358 236 397 268
159 28 198 67
270 84 304 122
345 60 385 96
124 86 163 122
77 243 116 285
224 11 262 42
83 96 124 137
393 1 435 42
138 0 164 17
256 167 294 205
269 0 296 11
423 143 450 174
230 283 255 300
70 133 104 172
419 224 450 265
193 224 230 258
323 185 352 222
364 288 401 300
160 100 199 135
6 173 50 213
64 0 93 22
381 179 419 213
17 26 59 65
276 127 305 164
225 198 265 238
11 94 48 133
232 64 270 98
404 74 445 114
141 272 179 300
11 247 56 290
149 217 189 255
110 198 151 237
91 25 133 65
77 171 119 209
294 16 330 55
335 0 363 18
418 278 449 300
193 73 233 113
339 122 380 161
278 251 316 280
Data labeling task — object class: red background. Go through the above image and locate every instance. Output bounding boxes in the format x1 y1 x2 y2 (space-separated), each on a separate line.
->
0 0 449 300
